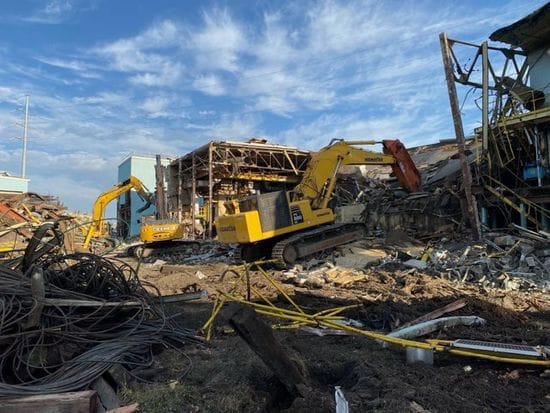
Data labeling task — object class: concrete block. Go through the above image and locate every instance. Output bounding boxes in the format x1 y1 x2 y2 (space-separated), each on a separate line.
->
403 259 428 270
493 235 515 246
525 256 536 267
334 204 366 224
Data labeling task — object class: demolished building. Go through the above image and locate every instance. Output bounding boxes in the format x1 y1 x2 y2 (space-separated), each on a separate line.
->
166 138 310 238
440 3 550 235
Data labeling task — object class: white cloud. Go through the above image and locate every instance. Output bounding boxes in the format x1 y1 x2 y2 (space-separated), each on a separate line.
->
193 74 227 96
21 0 73 24
93 19 184 86
27 150 110 172
307 1 390 53
18 0 96 24
254 12 299 65
0 85 20 103
139 96 171 118
129 63 184 87
190 9 246 72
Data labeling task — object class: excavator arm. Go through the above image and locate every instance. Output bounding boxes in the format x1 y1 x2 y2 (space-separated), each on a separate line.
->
83 176 152 249
293 139 421 209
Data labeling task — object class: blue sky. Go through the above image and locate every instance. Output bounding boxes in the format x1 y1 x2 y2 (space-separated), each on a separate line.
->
0 0 547 212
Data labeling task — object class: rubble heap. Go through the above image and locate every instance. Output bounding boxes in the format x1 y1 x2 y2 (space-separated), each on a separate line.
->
0 192 87 258
281 229 549 292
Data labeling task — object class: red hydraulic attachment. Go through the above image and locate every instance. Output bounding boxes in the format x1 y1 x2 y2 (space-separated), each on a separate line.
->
382 140 422 192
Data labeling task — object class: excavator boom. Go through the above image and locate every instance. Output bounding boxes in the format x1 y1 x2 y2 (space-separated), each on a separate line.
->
83 176 152 249
293 139 420 210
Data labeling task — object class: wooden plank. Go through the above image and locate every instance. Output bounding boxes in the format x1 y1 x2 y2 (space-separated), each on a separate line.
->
0 390 98 413
106 404 139 413
394 299 467 331
229 305 308 397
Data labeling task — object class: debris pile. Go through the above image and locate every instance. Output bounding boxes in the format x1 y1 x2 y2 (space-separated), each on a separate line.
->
360 189 463 239
280 231 549 292
0 224 201 397
0 192 88 257
333 141 478 239
379 231 550 291
282 244 388 288
141 241 237 265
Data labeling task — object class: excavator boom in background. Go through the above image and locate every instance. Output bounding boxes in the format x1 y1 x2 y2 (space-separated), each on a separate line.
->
216 139 421 264
83 176 152 249
83 175 188 252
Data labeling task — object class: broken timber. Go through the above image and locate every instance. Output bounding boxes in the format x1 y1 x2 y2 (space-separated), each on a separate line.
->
439 32 481 240
0 390 98 413
229 305 308 397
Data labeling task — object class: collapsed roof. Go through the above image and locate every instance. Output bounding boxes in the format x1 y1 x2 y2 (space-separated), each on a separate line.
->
489 2 550 51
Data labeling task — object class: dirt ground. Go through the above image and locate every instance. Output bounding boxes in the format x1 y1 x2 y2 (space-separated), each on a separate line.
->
118 255 550 412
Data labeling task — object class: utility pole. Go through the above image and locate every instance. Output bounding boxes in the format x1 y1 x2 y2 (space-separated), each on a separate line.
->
439 32 481 240
21 95 29 178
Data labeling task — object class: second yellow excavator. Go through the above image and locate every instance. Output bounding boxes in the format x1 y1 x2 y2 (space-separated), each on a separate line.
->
83 176 187 252
216 139 421 264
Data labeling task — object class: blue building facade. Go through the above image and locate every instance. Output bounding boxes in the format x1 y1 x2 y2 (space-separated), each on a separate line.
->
117 155 171 238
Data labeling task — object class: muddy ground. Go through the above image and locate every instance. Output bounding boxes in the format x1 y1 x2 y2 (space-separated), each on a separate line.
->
117 255 550 412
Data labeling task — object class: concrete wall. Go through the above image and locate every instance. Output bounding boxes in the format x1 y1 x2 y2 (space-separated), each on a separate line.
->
528 47 550 107
0 175 29 193
117 156 170 238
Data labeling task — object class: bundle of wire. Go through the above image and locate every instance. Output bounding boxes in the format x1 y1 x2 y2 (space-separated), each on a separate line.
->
0 223 202 396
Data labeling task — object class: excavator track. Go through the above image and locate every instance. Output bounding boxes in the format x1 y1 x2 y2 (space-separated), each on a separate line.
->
271 223 366 267
235 240 278 263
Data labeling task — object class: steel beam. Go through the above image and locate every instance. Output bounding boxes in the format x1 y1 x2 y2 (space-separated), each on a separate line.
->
440 32 481 239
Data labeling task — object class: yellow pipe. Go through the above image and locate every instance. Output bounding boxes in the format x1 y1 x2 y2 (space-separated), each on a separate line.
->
256 266 306 315
21 203 41 225
221 292 331 319
204 260 549 366
312 304 361 317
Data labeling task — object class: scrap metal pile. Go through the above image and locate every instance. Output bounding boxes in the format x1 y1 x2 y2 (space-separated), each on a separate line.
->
0 192 88 257
341 144 470 240
0 223 201 397
140 241 238 265
279 229 549 293
381 233 550 291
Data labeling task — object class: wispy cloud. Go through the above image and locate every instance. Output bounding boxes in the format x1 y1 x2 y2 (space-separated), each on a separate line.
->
18 0 95 24
34 56 103 79
92 19 184 86
190 8 247 72
193 74 227 96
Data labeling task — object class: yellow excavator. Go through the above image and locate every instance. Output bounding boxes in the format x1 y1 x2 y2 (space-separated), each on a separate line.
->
83 176 185 250
216 139 421 264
